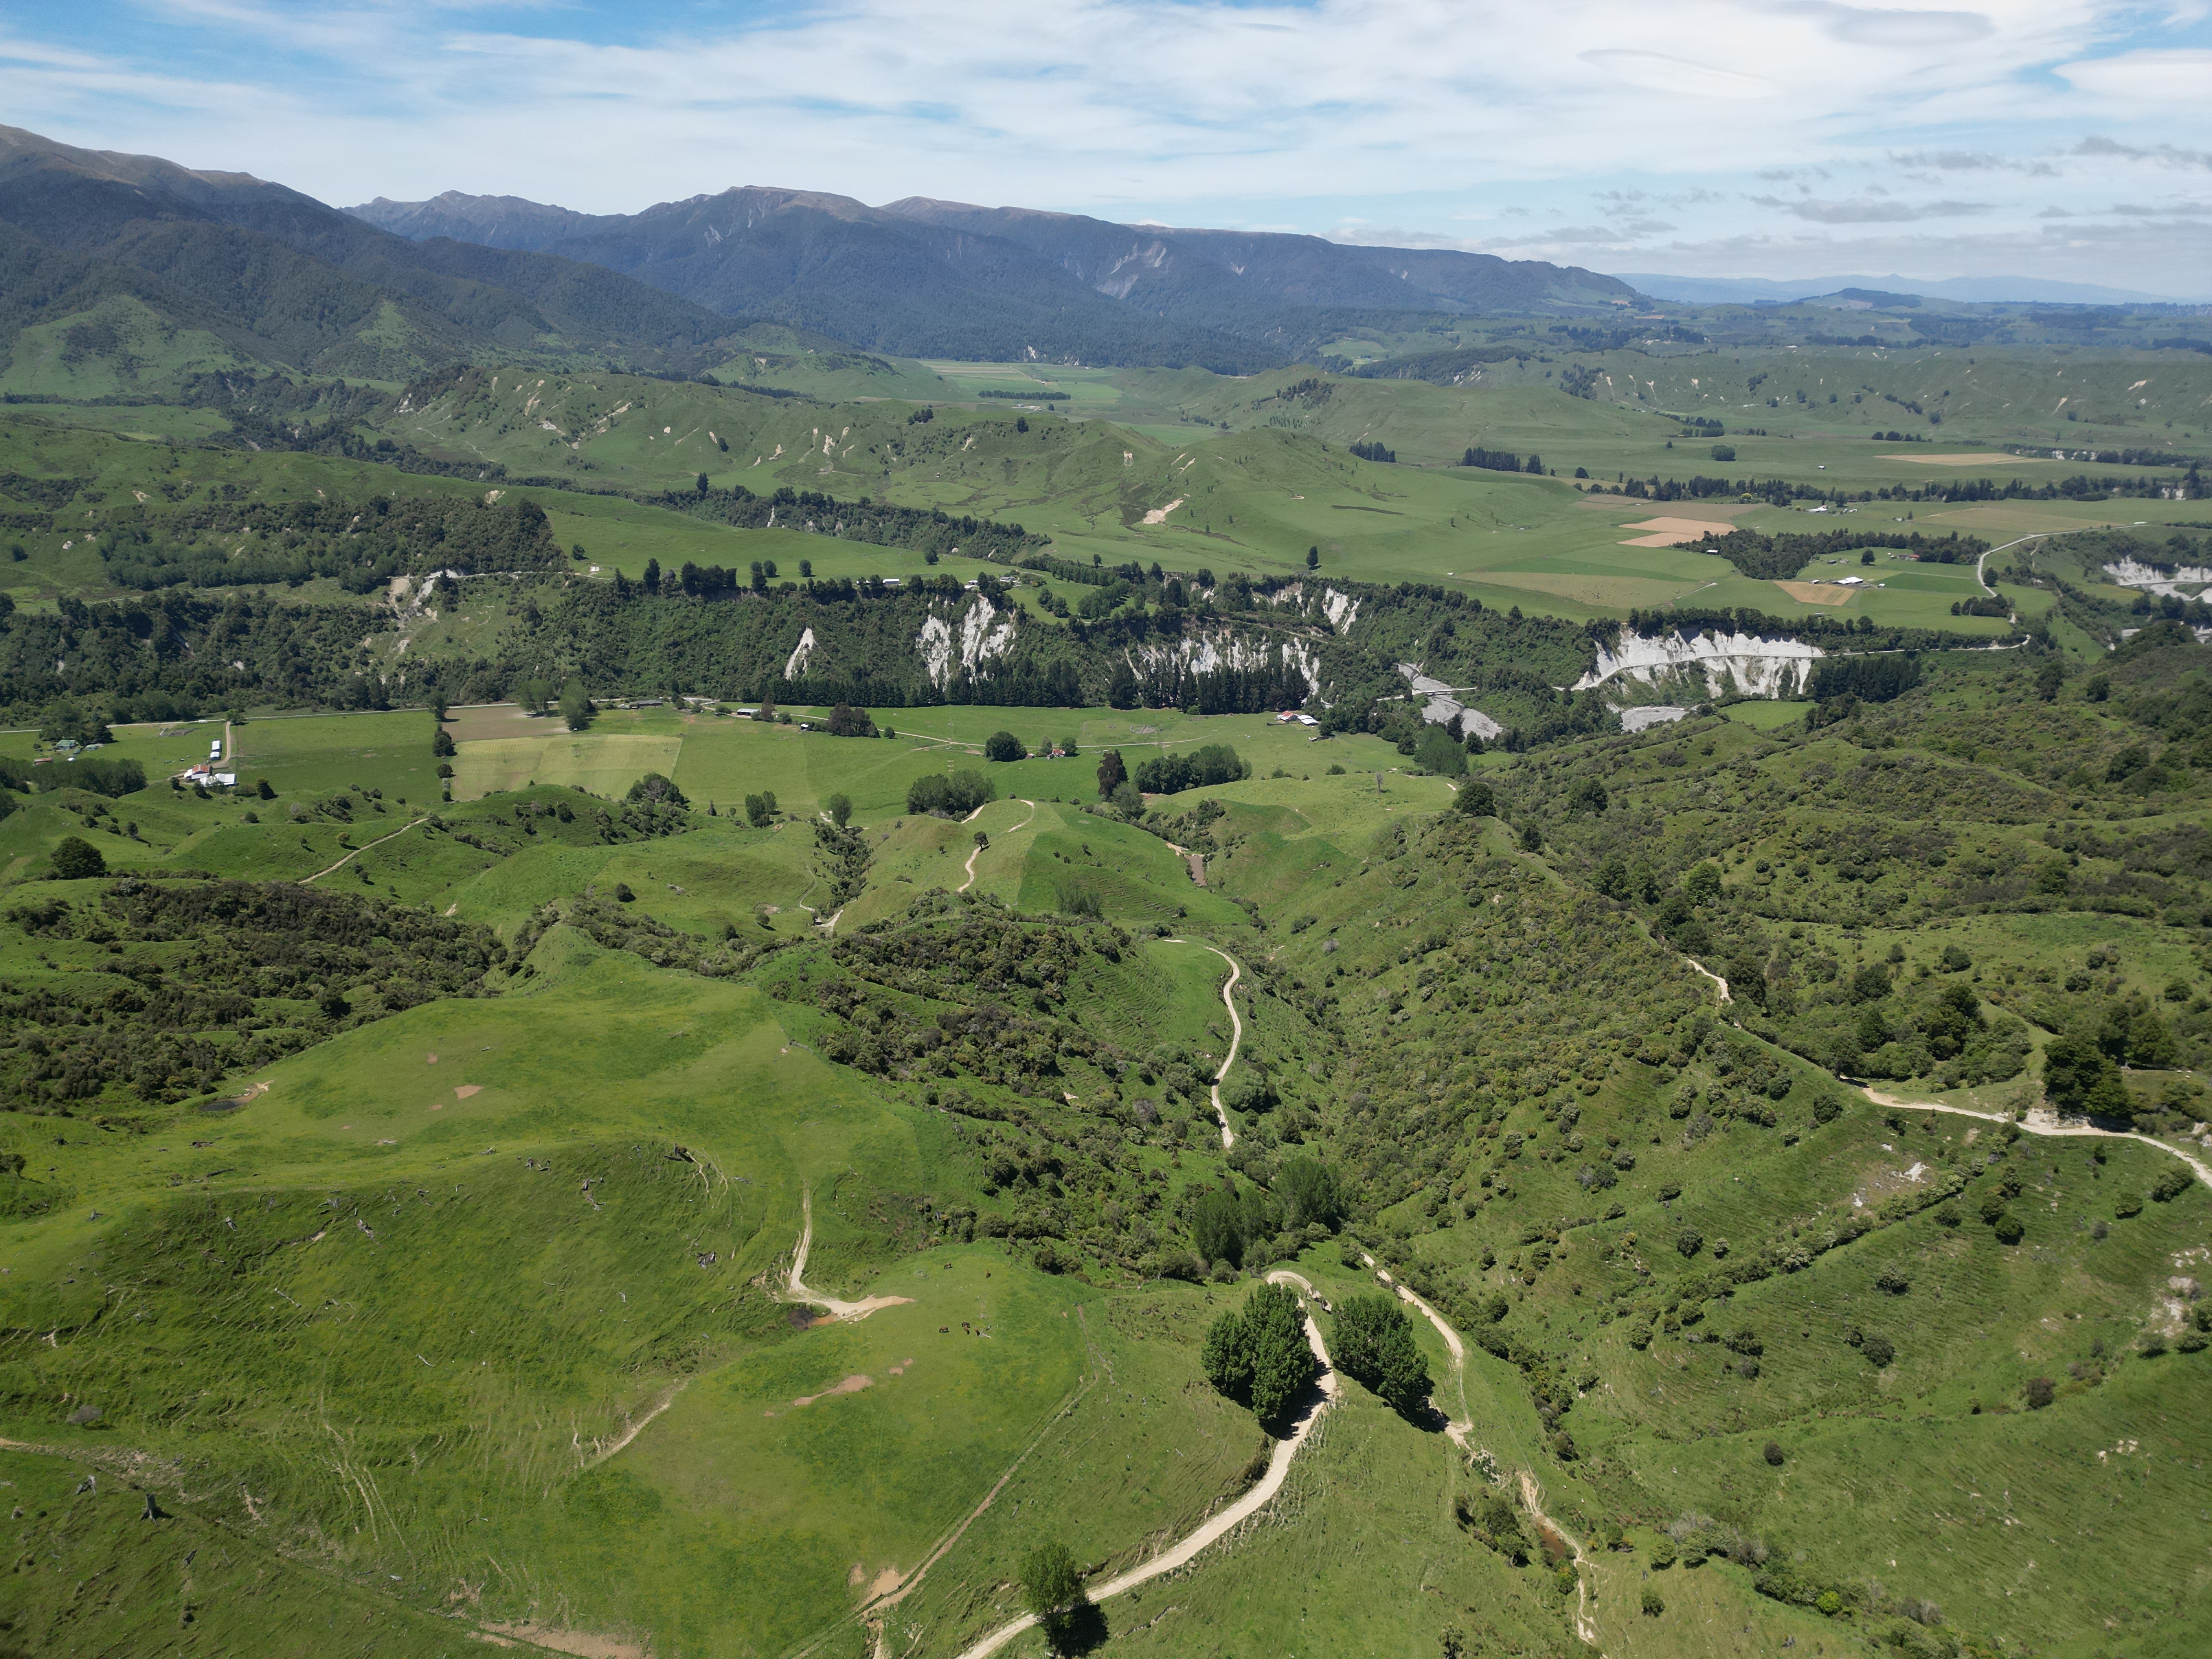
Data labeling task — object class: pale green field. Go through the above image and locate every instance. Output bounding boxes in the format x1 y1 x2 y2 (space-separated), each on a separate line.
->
449 705 1413 823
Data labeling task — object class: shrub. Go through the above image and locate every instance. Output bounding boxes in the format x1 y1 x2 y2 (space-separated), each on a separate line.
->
1861 1333 1895 1367
1993 1214 2024 1245
2024 1375 2055 1409
1641 1587 1665 1617
1762 1440 1784 1466
1676 1228 1702 1259
983 730 1028 762
1455 778 1496 816
2152 1167 2192 1203
627 772 688 806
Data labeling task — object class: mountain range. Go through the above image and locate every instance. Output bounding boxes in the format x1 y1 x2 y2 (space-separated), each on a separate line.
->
346 187 1638 365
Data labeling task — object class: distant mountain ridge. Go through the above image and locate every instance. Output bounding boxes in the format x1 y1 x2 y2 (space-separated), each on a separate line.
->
343 186 1639 366
0 125 757 388
1612 271 2181 307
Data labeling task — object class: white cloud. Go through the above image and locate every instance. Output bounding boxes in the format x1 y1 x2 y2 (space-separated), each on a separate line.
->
2059 48 2212 101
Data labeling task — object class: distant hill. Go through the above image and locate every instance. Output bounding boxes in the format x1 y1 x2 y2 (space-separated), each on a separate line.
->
0 125 755 392
880 198 1637 321
345 187 1637 367
1613 271 2181 307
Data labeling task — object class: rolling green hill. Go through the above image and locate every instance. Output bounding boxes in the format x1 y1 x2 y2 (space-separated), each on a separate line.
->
3 124 2212 1659
0 619 2205 1658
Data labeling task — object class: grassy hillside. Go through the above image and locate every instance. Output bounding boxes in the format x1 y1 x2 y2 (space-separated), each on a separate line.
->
0 602 2206 1658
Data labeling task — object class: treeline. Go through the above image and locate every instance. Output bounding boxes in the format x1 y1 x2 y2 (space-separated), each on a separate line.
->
1350 441 1396 464
95 493 562 592
0 754 145 802
1610 470 2197 508
2010 445 2203 469
979 390 1069 401
1462 447 1543 473
649 481 1043 561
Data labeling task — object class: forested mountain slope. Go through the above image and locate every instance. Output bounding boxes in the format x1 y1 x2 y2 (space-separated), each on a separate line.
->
0 126 758 392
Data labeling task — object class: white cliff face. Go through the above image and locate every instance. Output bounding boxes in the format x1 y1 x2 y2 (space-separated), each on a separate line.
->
915 597 1019 689
1323 589 1360 632
1576 630 1825 699
2106 558 2212 598
1129 633 1323 698
784 627 817 681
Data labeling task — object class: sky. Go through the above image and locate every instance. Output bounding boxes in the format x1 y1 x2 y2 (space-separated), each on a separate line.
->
5 0 2212 296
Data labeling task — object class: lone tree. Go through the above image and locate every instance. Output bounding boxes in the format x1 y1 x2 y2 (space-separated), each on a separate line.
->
49 836 105 880
984 730 1028 762
824 792 853 828
1331 1293 1434 1417
1455 778 1496 817
1018 1537 1086 1643
559 679 594 732
1096 748 1127 800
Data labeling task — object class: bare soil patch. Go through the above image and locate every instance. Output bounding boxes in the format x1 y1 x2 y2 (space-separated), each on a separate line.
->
444 704 554 743
790 1373 872 1409
479 1623 647 1659
1773 580 1854 605
1888 453 2049 466
1620 516 1733 544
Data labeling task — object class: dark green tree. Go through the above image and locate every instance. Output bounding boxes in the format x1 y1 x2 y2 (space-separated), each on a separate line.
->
49 836 105 880
560 680 595 732
1331 1293 1434 1416
1019 1538 1084 1625
1096 748 1127 799
1107 661 1138 709
1201 1282 1314 1422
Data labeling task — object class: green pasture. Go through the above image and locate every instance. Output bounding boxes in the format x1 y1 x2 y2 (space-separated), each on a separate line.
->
445 704 1413 830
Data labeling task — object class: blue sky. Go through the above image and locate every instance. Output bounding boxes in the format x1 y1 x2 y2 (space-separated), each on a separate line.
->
6 0 2212 295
